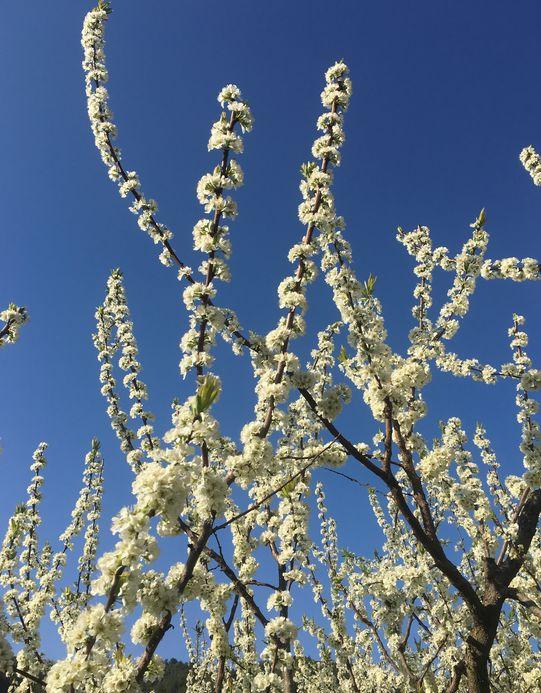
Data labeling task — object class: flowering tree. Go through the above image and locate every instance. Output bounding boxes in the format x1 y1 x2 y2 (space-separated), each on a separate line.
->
1 2 540 692
0 307 28 351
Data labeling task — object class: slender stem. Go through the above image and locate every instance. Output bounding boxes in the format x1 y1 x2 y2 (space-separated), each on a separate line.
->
215 437 338 532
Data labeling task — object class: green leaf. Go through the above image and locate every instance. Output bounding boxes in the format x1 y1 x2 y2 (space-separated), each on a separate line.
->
470 207 486 229
192 375 221 416
114 644 126 665
361 273 377 299
338 345 349 364
300 162 317 179
279 478 299 498
478 208 486 226
97 0 113 14
8 505 26 534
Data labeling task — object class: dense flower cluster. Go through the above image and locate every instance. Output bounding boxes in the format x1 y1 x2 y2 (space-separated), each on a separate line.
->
520 145 541 186
0 304 28 348
179 83 252 378
0 441 105 690
93 269 158 472
82 3 176 260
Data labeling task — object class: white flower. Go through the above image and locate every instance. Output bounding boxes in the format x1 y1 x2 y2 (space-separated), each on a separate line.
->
265 616 298 644
521 369 541 391
520 145 541 186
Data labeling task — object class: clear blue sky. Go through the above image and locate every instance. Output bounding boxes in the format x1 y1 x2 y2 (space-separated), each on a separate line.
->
1 0 540 660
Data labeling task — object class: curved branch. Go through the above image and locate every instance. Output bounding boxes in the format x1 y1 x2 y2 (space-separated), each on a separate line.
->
297 386 484 616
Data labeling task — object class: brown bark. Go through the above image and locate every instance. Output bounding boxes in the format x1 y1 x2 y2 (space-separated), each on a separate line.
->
135 520 214 682
298 385 541 693
282 666 296 693
463 488 541 691
214 656 226 693
464 613 499 693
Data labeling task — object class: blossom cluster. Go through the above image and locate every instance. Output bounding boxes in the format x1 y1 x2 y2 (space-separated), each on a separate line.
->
520 145 541 186
0 440 106 691
0 304 28 348
82 4 176 264
179 84 252 378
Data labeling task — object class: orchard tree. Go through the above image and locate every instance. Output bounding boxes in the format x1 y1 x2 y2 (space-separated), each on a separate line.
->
1 2 540 692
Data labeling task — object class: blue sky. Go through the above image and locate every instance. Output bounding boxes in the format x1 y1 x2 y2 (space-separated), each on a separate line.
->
1 0 540 661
